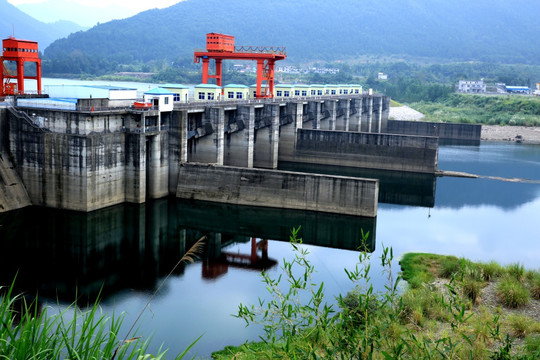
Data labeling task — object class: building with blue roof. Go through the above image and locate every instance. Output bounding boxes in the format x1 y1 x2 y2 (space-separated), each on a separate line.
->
144 87 174 111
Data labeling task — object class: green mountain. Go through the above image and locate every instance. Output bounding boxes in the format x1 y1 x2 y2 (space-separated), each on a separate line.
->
43 0 540 75
0 0 83 49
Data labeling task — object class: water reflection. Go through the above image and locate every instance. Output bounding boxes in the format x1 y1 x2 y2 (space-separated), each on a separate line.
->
436 143 540 209
0 199 376 302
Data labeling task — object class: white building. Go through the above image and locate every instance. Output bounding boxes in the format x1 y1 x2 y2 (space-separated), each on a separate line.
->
143 88 174 111
458 80 486 93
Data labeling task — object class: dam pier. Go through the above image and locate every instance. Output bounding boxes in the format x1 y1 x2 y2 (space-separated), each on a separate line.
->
0 92 481 216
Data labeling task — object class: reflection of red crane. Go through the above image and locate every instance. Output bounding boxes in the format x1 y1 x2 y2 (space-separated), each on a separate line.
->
194 33 286 98
202 238 278 279
0 37 42 96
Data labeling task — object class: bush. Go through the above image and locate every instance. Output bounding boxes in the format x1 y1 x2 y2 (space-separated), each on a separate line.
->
479 261 504 281
496 276 530 308
506 263 526 282
462 277 483 305
508 314 535 338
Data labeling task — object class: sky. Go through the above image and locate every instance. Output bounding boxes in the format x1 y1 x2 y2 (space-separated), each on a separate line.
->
8 0 180 13
7 0 182 26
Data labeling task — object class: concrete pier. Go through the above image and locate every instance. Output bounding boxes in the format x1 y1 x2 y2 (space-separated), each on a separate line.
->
285 129 439 174
387 120 481 145
176 162 379 217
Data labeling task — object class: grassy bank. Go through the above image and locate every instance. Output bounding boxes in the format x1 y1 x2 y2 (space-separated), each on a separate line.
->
409 94 540 126
212 236 540 359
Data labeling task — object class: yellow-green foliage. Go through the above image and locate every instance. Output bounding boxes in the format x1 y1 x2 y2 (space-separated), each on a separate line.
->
410 94 540 126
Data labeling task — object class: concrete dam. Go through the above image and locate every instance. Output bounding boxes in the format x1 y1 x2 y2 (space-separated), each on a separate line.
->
0 94 481 216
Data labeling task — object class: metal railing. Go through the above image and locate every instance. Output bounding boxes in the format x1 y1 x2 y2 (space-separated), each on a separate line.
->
234 46 286 55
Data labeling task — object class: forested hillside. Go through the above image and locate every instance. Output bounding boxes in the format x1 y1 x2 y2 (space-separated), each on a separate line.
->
42 0 540 75
0 0 82 49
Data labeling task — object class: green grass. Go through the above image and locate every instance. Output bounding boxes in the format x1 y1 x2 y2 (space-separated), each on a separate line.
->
409 93 540 126
496 275 531 308
0 284 164 359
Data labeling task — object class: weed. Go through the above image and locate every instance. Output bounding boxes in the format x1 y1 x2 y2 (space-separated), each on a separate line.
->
479 261 504 281
496 276 530 308
506 263 526 282
507 314 535 338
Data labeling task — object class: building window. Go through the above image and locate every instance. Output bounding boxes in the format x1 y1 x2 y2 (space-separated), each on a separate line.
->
302 90 307 96
331 90 336 95
311 90 316 95
228 91 234 99
284 91 290 97
325 90 330 95
236 92 243 99
208 93 214 100
173 93 180 101
253 91 257 97
294 90 300 96
198 92 205 100
164 97 169 104
355 89 359 94
318 90 323 95
277 90 282 97
344 89 348 94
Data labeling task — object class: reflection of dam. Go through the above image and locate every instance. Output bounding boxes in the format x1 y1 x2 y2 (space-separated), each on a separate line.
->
0 198 375 302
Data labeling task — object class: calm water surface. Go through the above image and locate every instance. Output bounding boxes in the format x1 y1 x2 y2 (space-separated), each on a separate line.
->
1 141 539 358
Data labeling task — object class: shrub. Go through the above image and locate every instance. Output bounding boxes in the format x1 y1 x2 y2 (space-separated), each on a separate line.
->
479 261 504 281
524 335 540 357
525 272 540 300
508 314 535 338
506 263 525 282
496 276 530 308
438 256 461 278
462 277 483 305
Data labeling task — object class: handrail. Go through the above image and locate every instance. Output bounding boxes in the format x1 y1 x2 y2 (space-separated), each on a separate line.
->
6 105 49 132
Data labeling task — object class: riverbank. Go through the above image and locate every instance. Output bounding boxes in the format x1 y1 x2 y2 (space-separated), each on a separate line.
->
212 250 540 359
390 105 540 144
481 125 540 144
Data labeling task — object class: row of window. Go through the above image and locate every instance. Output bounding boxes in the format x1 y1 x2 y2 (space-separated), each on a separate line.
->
3 47 38 53
227 92 244 99
274 88 361 97
198 92 217 100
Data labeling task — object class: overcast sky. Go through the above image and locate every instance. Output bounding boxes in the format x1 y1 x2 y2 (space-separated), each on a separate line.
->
8 0 180 12
7 0 182 26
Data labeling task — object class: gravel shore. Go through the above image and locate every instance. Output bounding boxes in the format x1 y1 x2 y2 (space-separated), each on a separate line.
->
390 105 540 144
481 125 540 144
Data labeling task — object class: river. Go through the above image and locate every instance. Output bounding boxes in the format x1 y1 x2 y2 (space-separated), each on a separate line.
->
1 141 539 358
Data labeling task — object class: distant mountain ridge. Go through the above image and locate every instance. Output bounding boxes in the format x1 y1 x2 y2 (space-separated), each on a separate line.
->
0 0 83 49
40 0 540 74
16 0 138 27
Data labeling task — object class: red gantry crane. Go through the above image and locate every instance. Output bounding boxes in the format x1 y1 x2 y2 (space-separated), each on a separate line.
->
194 33 286 98
1 36 42 96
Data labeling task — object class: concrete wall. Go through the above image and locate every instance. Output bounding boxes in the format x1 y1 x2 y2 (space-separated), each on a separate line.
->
7 107 169 211
176 162 378 217
387 120 481 145
286 129 439 174
0 107 32 212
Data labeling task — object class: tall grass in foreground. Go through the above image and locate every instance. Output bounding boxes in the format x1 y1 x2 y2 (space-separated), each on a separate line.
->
0 282 164 359
1 235 206 360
